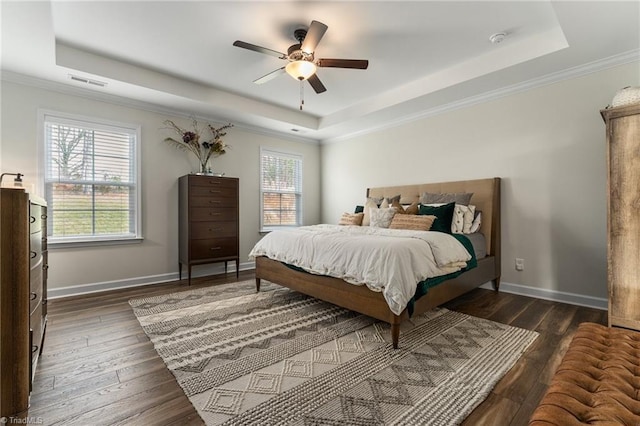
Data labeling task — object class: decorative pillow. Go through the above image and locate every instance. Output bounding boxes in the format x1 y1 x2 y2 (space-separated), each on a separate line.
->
379 199 390 209
338 212 364 226
404 201 420 215
391 200 419 215
389 214 436 231
369 197 383 205
369 207 397 228
354 205 364 214
384 194 401 204
419 192 473 206
362 197 380 226
470 211 482 233
418 202 455 233
451 204 476 234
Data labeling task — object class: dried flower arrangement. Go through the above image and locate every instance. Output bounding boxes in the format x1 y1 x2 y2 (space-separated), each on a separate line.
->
163 118 233 174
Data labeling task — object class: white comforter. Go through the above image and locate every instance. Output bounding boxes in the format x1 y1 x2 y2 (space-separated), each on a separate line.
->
248 224 472 315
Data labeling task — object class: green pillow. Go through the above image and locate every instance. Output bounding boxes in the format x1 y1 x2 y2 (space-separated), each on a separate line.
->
354 205 364 214
418 202 455 233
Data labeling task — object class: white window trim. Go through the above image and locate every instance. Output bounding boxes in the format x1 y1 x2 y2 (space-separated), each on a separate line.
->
38 109 143 247
259 146 303 232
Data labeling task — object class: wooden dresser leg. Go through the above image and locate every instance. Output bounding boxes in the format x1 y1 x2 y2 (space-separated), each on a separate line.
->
256 278 261 292
188 265 192 286
236 259 239 278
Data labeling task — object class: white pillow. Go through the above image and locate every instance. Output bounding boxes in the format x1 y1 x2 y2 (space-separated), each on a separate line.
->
451 204 476 234
470 211 482 233
362 198 379 226
369 207 397 228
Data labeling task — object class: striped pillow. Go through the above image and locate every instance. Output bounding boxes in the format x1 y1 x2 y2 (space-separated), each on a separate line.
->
338 212 364 226
389 214 436 231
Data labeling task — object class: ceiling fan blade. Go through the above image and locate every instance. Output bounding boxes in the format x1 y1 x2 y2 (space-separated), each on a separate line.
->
233 40 287 59
307 73 327 94
301 20 328 54
317 59 369 69
253 67 286 84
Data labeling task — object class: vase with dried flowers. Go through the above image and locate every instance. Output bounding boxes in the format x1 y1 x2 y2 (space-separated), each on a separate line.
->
163 118 233 175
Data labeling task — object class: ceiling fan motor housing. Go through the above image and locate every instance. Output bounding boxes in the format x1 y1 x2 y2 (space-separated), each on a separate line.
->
287 28 315 62
287 43 314 62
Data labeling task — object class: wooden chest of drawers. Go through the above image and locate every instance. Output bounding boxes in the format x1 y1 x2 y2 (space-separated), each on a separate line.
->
0 189 47 420
178 175 239 285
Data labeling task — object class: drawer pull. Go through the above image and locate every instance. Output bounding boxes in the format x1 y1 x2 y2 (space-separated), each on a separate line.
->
209 181 221 185
209 190 221 194
209 200 221 204
210 247 222 251
42 214 47 220
30 251 37 259
30 292 37 301
30 216 36 223
209 213 221 216
32 345 39 354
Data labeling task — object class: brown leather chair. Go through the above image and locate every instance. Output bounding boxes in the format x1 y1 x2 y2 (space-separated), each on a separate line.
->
530 322 640 425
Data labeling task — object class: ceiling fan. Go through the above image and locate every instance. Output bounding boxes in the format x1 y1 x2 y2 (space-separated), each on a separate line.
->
233 20 369 95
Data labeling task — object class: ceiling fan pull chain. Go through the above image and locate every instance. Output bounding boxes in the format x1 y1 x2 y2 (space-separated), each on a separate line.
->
300 80 304 111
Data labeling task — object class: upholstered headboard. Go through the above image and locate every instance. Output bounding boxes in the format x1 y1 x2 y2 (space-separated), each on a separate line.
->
367 178 501 259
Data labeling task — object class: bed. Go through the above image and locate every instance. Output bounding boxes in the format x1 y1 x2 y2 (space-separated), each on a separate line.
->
253 177 501 348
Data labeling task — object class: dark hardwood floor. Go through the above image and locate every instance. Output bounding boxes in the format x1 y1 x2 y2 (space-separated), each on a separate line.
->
30 272 607 425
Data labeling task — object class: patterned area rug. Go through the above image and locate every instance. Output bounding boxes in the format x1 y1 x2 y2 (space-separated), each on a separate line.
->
129 280 538 425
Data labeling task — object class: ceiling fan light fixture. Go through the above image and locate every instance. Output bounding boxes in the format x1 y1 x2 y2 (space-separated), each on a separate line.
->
285 60 317 81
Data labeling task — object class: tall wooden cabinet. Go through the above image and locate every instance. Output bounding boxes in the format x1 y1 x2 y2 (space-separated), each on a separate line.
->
601 103 640 331
0 188 48 419
179 175 239 285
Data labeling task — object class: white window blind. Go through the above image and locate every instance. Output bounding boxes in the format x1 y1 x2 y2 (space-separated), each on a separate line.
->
260 148 303 230
43 112 141 244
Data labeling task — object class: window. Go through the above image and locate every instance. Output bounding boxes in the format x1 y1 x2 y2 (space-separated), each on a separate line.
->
42 111 141 245
260 147 303 230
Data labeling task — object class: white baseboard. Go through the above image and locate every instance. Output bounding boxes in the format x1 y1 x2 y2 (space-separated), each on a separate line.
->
49 266 608 312
48 261 256 299
480 281 607 311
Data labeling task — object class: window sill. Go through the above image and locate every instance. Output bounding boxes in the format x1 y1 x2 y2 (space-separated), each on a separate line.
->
49 236 143 249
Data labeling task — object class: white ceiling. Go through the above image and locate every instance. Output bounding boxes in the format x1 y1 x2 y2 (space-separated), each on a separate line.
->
2 1 639 142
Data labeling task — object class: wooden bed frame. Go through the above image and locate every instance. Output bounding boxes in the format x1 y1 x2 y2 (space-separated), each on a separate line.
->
255 177 501 348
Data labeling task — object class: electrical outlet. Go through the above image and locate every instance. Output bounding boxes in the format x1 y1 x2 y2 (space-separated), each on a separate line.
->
515 258 524 271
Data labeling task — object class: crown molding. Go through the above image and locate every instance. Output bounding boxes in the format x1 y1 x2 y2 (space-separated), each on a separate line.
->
1 70 319 145
321 49 640 145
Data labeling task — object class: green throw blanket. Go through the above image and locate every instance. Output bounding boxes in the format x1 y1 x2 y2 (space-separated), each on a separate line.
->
406 233 477 316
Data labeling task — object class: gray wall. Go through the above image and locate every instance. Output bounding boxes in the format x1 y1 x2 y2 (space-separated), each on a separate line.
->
2 61 638 302
320 61 639 302
0 81 321 294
